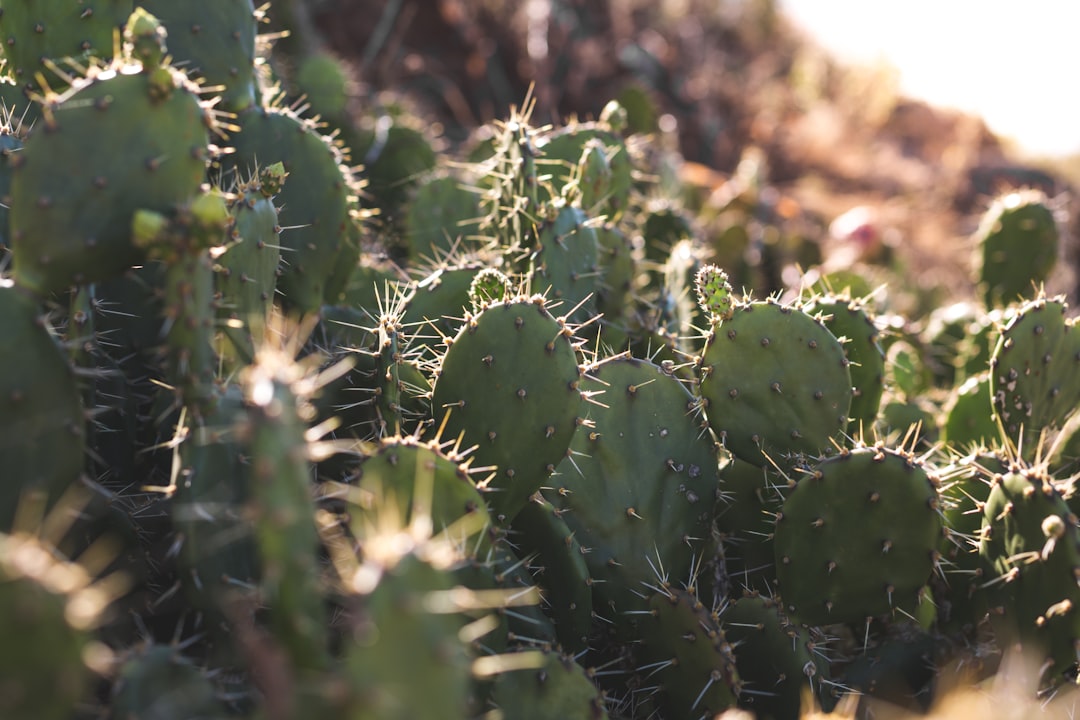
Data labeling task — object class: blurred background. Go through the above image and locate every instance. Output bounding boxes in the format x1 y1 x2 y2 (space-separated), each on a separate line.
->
781 0 1080 159
274 0 1080 300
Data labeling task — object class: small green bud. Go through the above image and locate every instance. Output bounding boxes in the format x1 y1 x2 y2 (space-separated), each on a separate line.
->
599 100 628 134
125 8 168 69
259 162 288 198
694 264 734 323
469 268 511 311
132 209 169 250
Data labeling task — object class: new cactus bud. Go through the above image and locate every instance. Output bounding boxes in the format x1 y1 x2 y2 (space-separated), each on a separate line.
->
694 264 734 324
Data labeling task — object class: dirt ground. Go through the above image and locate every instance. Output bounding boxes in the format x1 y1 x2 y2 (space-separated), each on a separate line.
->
287 0 1076 309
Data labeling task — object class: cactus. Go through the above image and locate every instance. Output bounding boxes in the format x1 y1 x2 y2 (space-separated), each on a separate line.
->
133 189 231 416
975 189 1059 309
404 171 484 260
9 9 213 296
978 462 1080 686
802 292 885 436
510 495 594 653
722 594 832 719
490 648 611 720
697 296 852 466
216 161 286 362
108 644 227 720
219 102 356 314
0 492 124 720
530 201 601 323
772 443 943 625
238 332 329 676
0 0 134 92
430 294 584 524
136 0 261 113
989 294 1080 456
637 587 742 718
548 354 722 637
0 280 85 530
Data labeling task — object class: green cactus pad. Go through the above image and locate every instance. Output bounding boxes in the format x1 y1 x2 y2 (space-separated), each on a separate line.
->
174 385 259 616
240 352 328 672
803 293 885 436
510 496 593 653
221 105 355 313
941 372 998 449
594 223 635 325
637 588 741 718
0 0 133 90
430 296 583 524
990 295 1080 455
0 281 84 531
404 172 483 260
137 0 259 112
976 189 1059 308
722 594 831 720
490 649 610 720
0 532 96 720
716 458 786 595
344 553 473 720
537 121 632 220
531 203 600 323
979 466 1080 684
216 164 284 361
10 62 211 295
108 645 227 720
697 298 852 466
773 444 942 625
549 354 721 635
342 435 493 552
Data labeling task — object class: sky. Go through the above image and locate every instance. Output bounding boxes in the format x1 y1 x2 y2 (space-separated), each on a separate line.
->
778 0 1080 157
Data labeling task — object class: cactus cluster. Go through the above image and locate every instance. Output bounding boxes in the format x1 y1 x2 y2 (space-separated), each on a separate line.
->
3 5 1080 720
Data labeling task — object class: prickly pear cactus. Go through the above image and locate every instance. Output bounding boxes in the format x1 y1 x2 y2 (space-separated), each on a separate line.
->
548 354 721 636
9 10 212 295
0 505 115 720
430 295 583 524
0 280 84 531
976 189 1059 308
722 594 832 720
697 297 852 466
773 444 943 625
108 645 227 720
979 464 1080 686
216 162 285 361
239 340 328 674
340 435 494 551
136 0 260 112
220 104 356 313
990 295 1080 457
530 202 600 323
510 496 593 653
637 587 741 719
490 649 610 720
802 292 885 436
0 0 133 91
173 385 259 616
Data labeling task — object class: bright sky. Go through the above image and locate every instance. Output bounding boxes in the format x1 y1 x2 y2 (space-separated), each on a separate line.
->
778 0 1080 157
